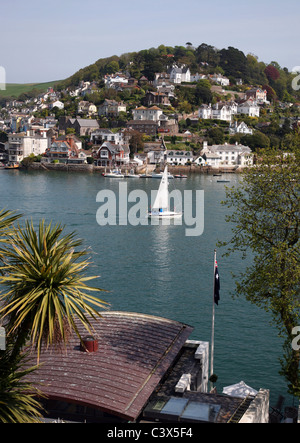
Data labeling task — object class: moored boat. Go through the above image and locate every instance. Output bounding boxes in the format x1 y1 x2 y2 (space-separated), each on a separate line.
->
152 171 174 179
102 169 124 178
4 163 20 169
174 174 187 178
124 169 140 178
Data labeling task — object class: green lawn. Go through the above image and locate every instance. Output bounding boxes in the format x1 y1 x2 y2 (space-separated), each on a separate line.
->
0 80 61 98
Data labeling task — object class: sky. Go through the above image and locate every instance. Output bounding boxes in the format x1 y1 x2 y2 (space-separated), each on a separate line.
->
1 0 300 84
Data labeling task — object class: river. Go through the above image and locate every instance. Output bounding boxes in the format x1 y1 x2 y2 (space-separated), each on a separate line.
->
0 168 294 406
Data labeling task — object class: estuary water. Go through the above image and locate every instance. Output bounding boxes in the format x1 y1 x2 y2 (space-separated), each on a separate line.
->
0 168 293 405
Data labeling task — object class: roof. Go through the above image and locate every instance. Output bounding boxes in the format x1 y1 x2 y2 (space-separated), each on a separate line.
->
97 141 129 154
75 119 99 127
210 143 251 153
24 311 193 421
127 120 158 126
143 346 250 424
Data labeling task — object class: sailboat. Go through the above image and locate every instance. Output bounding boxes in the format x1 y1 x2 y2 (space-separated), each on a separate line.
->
148 165 182 219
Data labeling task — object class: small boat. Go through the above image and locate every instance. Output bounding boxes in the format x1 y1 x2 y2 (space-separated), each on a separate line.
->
124 169 140 178
102 169 124 178
5 163 19 169
148 166 182 219
152 171 174 179
174 174 187 179
125 173 140 178
217 179 230 183
213 174 222 177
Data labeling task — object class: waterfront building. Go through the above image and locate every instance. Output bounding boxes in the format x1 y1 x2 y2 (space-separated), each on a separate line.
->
6 131 48 164
201 141 253 167
43 135 87 164
93 140 130 167
166 150 194 165
21 311 270 423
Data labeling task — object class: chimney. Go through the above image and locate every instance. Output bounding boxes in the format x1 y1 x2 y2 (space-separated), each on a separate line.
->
80 335 98 353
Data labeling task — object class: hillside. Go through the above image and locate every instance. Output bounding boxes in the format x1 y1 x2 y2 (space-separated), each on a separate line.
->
0 80 61 99
55 43 300 103
2 43 300 154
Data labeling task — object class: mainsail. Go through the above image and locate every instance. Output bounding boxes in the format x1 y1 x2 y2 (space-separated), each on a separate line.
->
152 166 169 212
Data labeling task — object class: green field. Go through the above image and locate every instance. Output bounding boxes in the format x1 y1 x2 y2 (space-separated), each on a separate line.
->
0 80 61 98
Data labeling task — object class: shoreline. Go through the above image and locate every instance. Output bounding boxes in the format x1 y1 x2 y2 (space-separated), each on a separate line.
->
22 162 245 174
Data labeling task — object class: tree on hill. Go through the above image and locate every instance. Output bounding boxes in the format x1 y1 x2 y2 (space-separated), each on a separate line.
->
264 64 280 82
219 46 248 80
195 43 220 67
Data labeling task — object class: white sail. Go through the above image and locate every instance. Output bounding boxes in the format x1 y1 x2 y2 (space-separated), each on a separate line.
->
152 166 169 212
148 166 182 219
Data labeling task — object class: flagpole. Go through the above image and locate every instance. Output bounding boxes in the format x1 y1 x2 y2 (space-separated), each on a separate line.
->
210 248 217 390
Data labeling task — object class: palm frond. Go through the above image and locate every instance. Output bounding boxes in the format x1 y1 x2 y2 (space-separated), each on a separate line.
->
0 346 44 423
0 220 109 361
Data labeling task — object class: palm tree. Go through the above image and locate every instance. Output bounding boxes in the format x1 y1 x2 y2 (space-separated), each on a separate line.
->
0 219 109 362
0 209 21 269
0 344 43 423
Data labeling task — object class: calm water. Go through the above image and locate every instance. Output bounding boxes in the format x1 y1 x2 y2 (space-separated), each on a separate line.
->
0 169 293 405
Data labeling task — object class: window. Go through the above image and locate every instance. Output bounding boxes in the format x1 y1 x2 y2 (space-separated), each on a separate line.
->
100 149 109 158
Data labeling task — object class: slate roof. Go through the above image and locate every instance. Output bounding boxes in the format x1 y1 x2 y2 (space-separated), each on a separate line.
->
23 311 193 421
75 118 99 127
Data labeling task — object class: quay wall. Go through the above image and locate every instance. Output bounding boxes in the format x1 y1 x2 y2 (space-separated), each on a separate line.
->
25 162 245 174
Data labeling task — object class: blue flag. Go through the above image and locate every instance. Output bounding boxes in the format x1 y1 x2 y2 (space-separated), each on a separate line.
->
214 263 220 305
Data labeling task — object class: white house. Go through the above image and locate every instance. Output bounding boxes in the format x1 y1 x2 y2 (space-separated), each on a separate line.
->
166 150 194 165
6 131 48 164
201 141 253 167
133 106 163 122
210 73 230 86
168 65 191 84
104 73 128 89
203 152 222 167
193 156 205 165
237 100 260 117
229 121 253 135
49 100 64 110
199 102 237 122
